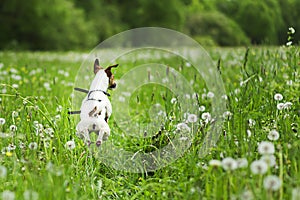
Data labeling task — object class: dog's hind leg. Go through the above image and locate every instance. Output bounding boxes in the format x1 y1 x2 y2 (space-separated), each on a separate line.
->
102 127 110 141
96 130 104 147
82 129 92 146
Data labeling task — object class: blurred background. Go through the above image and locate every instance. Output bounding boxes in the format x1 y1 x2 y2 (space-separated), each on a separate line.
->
0 0 299 50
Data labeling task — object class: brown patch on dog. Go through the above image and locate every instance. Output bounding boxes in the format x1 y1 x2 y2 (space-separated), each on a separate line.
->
105 64 118 89
89 106 97 117
94 59 103 74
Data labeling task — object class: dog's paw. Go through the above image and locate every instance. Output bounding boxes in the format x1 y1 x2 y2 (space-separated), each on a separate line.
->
87 140 92 146
103 135 109 141
96 140 102 147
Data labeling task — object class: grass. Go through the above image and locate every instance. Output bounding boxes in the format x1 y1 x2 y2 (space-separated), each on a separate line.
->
0 45 299 200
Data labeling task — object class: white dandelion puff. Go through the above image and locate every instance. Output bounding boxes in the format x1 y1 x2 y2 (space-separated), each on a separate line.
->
284 102 292 109
176 123 191 132
286 41 293 46
0 165 7 178
258 141 275 155
65 140 76 150
199 105 205 112
277 103 285 110
0 118 5 125
274 93 283 101
208 159 222 167
23 190 39 200
289 27 296 34
201 112 211 121
247 129 252 138
187 114 198 123
263 175 281 191
292 187 300 200
221 157 238 171
236 158 248 168
28 142 38 150
260 154 276 167
223 111 233 120
207 91 214 98
1 190 15 200
250 160 268 175
221 94 228 100
268 130 280 141
9 125 17 132
240 190 253 200
248 119 256 127
170 98 177 104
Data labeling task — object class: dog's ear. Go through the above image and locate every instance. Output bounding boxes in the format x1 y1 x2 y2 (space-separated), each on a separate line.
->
105 64 118 77
94 59 103 74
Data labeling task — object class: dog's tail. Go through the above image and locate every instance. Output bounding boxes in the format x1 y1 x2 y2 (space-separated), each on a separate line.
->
68 110 81 115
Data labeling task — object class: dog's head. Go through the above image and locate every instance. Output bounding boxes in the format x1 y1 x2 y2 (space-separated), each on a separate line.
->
94 59 118 89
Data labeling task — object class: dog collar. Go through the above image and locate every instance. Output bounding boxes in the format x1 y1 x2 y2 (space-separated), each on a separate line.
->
88 89 110 98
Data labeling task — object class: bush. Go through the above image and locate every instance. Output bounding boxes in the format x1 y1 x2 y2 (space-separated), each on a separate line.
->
0 0 97 50
235 0 283 44
185 12 250 46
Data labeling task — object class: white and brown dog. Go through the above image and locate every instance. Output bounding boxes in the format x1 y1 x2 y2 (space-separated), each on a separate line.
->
75 59 118 146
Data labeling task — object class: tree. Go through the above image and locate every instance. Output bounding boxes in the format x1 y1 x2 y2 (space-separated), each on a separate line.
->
0 0 97 50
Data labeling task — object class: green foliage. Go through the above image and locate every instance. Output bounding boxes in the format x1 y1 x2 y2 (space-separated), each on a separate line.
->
111 0 185 30
0 0 299 49
236 0 283 44
0 0 97 50
74 0 127 43
215 0 284 44
186 12 250 46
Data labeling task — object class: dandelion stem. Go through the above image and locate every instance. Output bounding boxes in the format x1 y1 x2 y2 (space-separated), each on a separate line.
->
279 151 283 200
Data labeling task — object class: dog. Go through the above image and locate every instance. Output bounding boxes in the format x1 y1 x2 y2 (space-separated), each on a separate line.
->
76 59 118 146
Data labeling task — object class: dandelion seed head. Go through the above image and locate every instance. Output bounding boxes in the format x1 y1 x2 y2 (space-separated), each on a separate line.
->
0 118 5 125
268 130 280 141
289 27 296 34
170 98 177 104
286 41 293 46
176 122 191 132
187 113 198 123
207 91 214 98
277 103 285 110
1 190 15 200
0 165 7 178
199 105 205 112
258 141 275 155
292 187 300 200
201 112 211 121
9 125 17 132
260 154 276 167
236 158 248 168
221 94 228 100
248 119 256 127
23 190 39 200
65 140 76 150
274 93 283 101
221 157 238 171
263 175 281 191
247 129 252 138
284 102 292 109
223 111 232 120
240 190 253 200
250 160 268 175
28 142 38 150
208 159 222 167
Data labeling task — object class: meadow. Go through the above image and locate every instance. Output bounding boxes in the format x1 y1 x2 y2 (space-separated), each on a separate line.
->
0 46 299 200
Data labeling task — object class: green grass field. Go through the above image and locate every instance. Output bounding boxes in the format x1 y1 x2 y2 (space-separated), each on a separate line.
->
0 46 299 200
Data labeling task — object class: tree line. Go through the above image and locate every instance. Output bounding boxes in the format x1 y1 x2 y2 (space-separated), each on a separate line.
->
0 0 299 50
